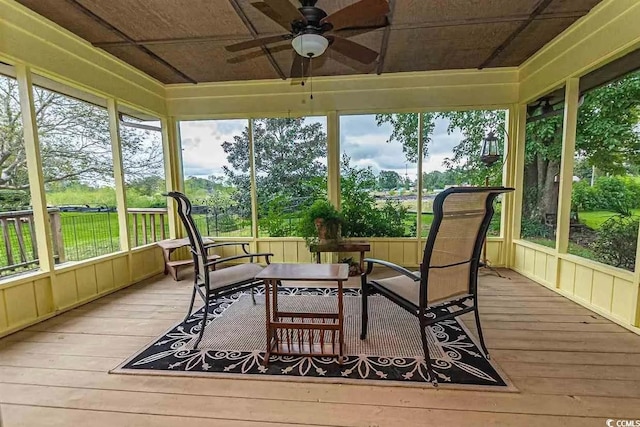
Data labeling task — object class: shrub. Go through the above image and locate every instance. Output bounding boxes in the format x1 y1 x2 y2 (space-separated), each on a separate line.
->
521 217 552 239
0 190 30 209
594 176 633 216
571 181 600 212
340 159 409 238
263 194 293 237
591 215 639 271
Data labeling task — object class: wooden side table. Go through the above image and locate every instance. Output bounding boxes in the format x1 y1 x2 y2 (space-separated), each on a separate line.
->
309 241 371 273
255 263 349 365
156 237 218 281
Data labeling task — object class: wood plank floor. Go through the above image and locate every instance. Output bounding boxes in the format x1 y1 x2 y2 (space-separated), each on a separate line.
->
1 268 639 426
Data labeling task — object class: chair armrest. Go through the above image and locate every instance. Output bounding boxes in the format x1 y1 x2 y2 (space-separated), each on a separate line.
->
205 252 273 267
204 241 250 254
363 258 420 281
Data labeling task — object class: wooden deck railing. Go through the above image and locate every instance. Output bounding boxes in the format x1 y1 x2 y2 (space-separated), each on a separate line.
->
128 208 168 247
0 208 65 274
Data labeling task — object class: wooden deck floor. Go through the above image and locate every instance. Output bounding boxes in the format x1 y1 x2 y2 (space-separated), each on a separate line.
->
1 268 639 426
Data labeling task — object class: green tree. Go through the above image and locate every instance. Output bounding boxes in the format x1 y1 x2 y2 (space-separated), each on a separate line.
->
222 118 328 217
0 77 163 197
376 70 640 223
377 170 402 190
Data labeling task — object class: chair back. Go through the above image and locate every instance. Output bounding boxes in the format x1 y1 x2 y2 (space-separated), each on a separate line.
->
420 187 513 306
166 192 208 285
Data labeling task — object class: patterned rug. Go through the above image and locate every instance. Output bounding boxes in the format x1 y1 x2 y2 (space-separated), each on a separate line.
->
115 286 510 388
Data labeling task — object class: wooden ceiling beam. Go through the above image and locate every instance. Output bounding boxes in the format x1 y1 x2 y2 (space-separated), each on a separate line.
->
92 11 585 49
478 0 554 69
64 0 196 83
376 0 395 75
227 0 286 80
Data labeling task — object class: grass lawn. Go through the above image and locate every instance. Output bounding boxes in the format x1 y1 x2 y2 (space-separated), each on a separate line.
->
578 210 640 229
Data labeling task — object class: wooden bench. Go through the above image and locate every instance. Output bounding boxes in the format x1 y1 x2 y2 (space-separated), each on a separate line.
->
157 237 219 281
165 254 221 281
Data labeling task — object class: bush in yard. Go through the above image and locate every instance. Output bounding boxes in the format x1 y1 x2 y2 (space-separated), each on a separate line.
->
521 217 552 239
593 176 634 215
591 215 639 271
340 155 408 238
571 180 600 212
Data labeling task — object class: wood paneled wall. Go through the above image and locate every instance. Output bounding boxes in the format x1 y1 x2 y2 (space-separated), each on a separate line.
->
0 245 163 338
513 240 638 329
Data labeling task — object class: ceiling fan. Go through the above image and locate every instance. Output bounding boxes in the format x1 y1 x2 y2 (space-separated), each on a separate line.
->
225 0 390 79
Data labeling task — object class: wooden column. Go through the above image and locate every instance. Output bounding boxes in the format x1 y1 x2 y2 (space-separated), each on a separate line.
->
15 64 55 273
107 99 131 252
501 105 519 266
161 116 183 239
248 119 259 250
633 221 640 327
555 79 579 254
507 103 527 267
416 112 425 261
326 111 340 209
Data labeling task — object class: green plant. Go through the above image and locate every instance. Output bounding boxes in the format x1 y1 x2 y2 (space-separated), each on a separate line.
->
298 199 343 246
591 215 639 271
521 217 552 239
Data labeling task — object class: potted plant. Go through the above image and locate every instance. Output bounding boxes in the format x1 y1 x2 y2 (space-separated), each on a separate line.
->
299 199 343 247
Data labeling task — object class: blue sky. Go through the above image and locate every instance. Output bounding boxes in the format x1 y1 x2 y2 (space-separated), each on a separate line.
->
179 115 463 181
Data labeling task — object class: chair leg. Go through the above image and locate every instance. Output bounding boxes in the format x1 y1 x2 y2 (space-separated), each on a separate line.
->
194 299 208 349
420 318 438 387
183 286 197 323
360 278 369 340
251 286 256 305
473 305 490 359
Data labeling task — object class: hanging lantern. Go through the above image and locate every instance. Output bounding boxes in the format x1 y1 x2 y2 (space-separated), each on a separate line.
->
480 131 501 167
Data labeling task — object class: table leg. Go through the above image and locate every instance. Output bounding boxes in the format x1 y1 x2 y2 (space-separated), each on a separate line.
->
263 278 272 366
359 251 365 274
316 252 321 264
337 279 344 364
272 279 279 352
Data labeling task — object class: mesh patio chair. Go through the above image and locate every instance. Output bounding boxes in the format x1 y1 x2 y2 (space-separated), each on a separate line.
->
166 191 274 348
360 186 514 386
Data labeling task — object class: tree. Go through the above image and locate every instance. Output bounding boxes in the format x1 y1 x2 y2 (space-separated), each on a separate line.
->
376 70 640 223
340 154 407 237
222 118 328 216
0 77 163 198
377 170 402 190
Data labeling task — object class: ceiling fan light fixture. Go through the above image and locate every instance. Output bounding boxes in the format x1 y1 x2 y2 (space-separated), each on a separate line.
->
291 33 329 58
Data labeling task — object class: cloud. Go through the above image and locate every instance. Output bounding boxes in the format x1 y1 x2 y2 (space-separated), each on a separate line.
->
179 115 463 181
180 120 246 178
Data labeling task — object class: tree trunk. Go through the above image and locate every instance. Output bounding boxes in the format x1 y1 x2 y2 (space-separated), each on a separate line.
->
523 155 560 222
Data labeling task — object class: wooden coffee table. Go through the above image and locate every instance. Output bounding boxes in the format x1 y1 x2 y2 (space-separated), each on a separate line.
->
255 263 349 365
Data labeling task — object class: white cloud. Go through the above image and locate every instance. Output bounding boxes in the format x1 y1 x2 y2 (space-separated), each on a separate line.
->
179 115 464 182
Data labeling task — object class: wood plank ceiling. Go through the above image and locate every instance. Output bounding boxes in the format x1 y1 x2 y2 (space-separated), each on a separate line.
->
16 0 603 84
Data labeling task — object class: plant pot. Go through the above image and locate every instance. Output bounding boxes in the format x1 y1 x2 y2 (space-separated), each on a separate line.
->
315 218 340 245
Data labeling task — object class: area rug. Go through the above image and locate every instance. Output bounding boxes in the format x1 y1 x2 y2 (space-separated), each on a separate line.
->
114 287 512 389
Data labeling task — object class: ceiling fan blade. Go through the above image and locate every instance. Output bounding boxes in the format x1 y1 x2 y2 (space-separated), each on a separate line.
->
289 53 310 79
225 34 291 52
322 0 389 31
327 36 379 64
251 2 297 31
262 0 306 27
